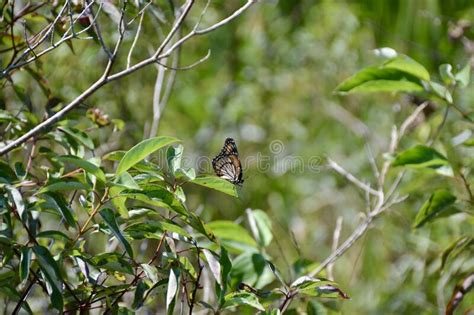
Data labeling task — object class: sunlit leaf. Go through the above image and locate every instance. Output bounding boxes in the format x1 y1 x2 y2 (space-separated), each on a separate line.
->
439 64 455 85
392 145 453 176
167 145 183 174
413 190 458 228
166 268 179 315
120 188 188 216
191 176 239 197
207 220 257 251
39 180 89 193
6 185 25 219
116 136 179 175
291 276 349 299
223 292 265 311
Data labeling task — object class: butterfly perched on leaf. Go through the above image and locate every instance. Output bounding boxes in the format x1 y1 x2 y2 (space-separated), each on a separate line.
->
212 138 244 185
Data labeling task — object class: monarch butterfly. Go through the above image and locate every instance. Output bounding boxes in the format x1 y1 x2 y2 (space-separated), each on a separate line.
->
212 138 244 185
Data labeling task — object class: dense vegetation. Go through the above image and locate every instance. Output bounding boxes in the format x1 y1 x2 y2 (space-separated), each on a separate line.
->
0 1 473 314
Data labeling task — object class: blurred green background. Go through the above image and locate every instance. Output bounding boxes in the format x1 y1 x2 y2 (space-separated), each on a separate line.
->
3 0 474 313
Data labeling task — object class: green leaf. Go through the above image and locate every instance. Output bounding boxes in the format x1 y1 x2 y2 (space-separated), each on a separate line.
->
454 63 471 88
191 176 239 197
167 145 183 174
37 230 72 241
113 171 141 190
207 221 257 252
247 209 273 248
383 55 430 81
57 155 106 183
120 188 188 216
100 208 134 258
166 268 179 315
291 276 350 299
32 245 64 310
223 292 265 311
132 280 150 309
429 81 453 103
39 180 89 193
440 236 473 270
57 126 94 149
19 246 32 282
439 64 455 85
203 249 222 286
220 246 232 292
392 145 453 176
335 56 430 95
116 136 179 175
109 186 128 218
6 185 25 218
39 193 78 228
413 190 457 228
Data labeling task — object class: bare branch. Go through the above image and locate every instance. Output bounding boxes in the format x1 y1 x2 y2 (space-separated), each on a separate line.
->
328 158 380 196
327 216 343 281
0 0 258 155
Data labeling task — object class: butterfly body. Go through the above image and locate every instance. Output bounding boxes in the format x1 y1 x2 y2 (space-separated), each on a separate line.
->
212 138 244 185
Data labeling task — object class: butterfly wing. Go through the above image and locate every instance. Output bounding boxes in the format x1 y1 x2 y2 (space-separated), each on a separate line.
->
212 138 244 185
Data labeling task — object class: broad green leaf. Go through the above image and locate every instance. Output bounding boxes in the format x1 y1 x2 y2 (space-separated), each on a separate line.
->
220 246 232 292
39 180 89 193
6 185 25 218
454 63 471 88
120 188 188 216
203 249 222 286
57 126 94 149
413 190 457 228
125 220 191 242
167 145 183 174
392 145 452 176
207 221 257 251
116 136 179 175
132 280 150 309
113 171 141 190
291 276 349 299
191 176 239 197
109 186 128 218
175 167 196 181
141 264 159 283
247 209 273 247
335 66 423 94
223 292 265 311
186 212 216 242
383 55 430 81
57 155 106 183
100 208 134 258
440 236 473 270
33 245 64 310
19 247 32 281
439 64 455 85
166 268 179 315
39 193 78 228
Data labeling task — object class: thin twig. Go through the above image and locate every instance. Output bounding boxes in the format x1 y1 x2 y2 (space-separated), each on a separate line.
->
327 216 343 281
328 158 379 196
